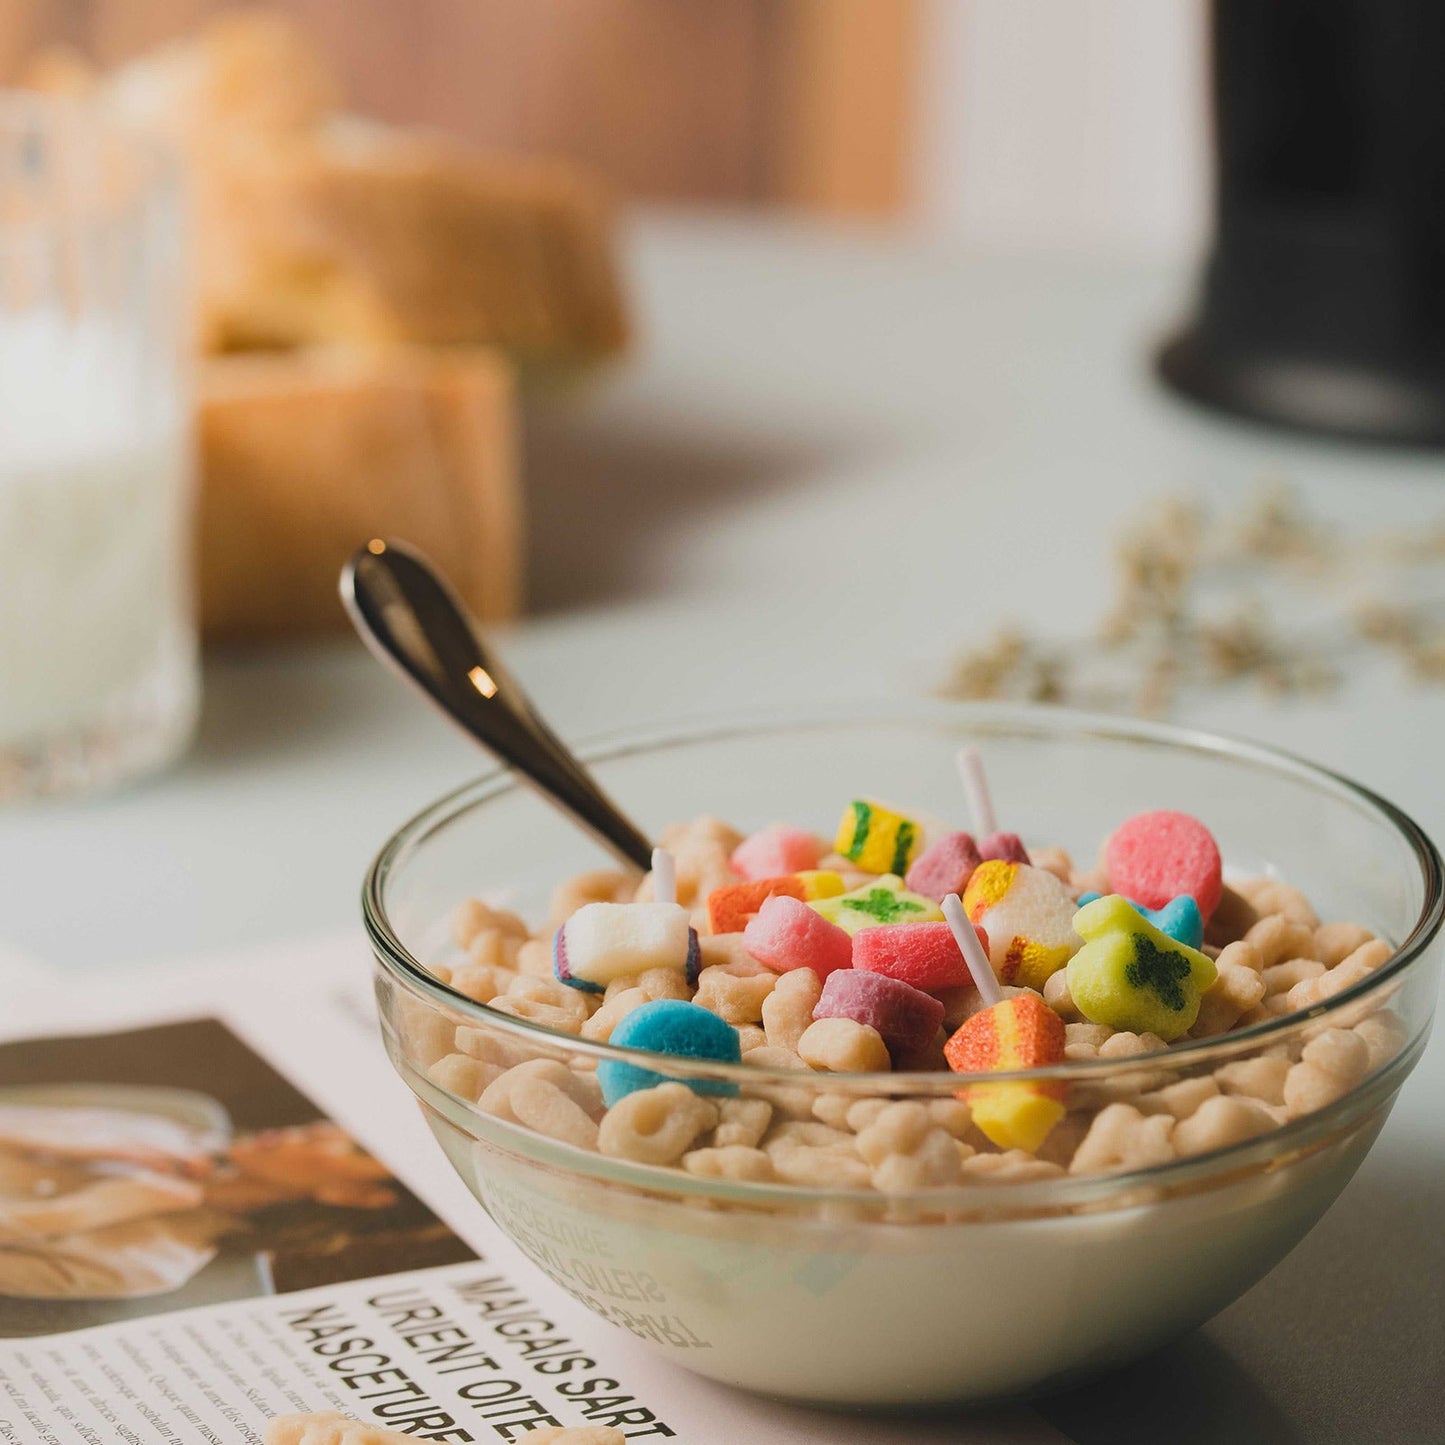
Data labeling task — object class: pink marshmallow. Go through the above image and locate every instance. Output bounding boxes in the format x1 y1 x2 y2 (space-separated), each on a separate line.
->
852 920 989 993
731 824 824 882
743 894 853 977
814 969 945 1057
979 831 1030 866
1106 810 1222 921
906 831 982 901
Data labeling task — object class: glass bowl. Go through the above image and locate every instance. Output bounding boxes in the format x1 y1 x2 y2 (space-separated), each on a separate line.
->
363 704 1442 1407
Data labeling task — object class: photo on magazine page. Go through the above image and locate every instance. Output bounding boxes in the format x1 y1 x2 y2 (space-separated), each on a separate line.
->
0 1017 474 1338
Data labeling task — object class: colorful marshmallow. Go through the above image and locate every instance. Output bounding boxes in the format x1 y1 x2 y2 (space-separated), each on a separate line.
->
1105 810 1223 922
554 901 697 993
810 874 945 935
730 824 824 882
1065 894 1218 1041
743 894 854 978
813 968 945 1057
706 871 845 934
1077 891 1203 950
598 999 742 1105
905 831 983 902
834 800 923 876
944 994 1067 1152
961 861 1081 991
853 920 989 993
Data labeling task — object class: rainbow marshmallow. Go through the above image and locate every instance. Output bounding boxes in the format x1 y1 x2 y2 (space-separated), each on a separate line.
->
834 800 924 877
961 860 1081 991
944 994 1066 1153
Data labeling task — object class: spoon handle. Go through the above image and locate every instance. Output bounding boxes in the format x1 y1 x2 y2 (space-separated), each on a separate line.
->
340 540 654 872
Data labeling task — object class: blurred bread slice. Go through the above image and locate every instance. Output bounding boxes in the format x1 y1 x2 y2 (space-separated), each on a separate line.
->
205 119 629 364
200 347 520 639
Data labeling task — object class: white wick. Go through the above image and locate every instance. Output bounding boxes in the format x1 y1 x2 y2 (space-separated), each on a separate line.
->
943 893 1002 1008
956 746 997 836
651 847 677 907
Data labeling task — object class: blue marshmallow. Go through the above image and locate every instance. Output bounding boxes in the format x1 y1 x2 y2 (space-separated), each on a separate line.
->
598 999 741 1106
1077 891 1203 950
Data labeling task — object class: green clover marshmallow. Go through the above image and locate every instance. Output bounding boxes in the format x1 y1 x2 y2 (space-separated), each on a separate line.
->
1065 894 1218 1042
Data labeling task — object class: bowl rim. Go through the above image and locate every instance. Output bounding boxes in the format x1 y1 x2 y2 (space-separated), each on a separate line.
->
362 700 1444 1093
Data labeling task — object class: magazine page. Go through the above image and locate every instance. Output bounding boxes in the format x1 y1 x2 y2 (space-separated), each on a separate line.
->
0 936 1070 1445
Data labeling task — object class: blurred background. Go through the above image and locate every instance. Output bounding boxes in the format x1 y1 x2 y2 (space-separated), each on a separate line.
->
0 0 1207 248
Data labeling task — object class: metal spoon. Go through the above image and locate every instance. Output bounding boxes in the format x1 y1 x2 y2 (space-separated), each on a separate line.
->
340 539 654 871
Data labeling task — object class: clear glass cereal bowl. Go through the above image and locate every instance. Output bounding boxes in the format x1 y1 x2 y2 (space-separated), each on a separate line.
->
363 704 1443 1407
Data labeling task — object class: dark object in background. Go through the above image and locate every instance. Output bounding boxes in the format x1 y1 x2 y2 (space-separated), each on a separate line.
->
1158 0 1445 446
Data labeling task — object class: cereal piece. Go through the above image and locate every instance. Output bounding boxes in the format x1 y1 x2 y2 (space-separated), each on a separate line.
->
1313 921 1377 967
869 1127 965 1193
549 868 633 925
1241 879 1319 928
1262 957 1326 995
765 1125 872 1189
397 997 462 1069
695 931 755 972
449 962 508 1004
736 1024 768 1052
1214 1055 1290 1106
834 799 923 875
1097 1029 1169 1058
1065 1021 1115 1055
810 874 944 935
762 966 825 1051
1286 938 1392 1012
479 1059 592 1125
599 1082 718 1166
813 970 944 1056
515 938 554 977
489 990 586 1036
744 894 853 978
581 987 647 1042
693 958 776 1025
1042 967 1082 1021
731 824 824 881
508 1072 601 1151
1136 1075 1219 1120
452 898 529 950
1203 883 1260 948
854 1101 932 1163
1282 1029 1371 1117
554 901 694 992
1029 846 1074 884
810 1092 855 1129
1173 1095 1277 1157
1069 1103 1176 1174
427 1052 503 1102
713 1097 773 1148
1066 895 1217 1041
682 1145 777 1182
465 927 524 972
266 1414 429 1445
1191 948 1267 1037
797 1016 892 1072
853 920 984 992
1105 810 1223 921
598 1000 742 1105
963 1150 1066 1183
453 1027 529 1070
927 1097 975 1139
944 994 1067 1153
905 831 983 902
1355 1011 1407 1070
1247 914 1319 968
962 861 1081 990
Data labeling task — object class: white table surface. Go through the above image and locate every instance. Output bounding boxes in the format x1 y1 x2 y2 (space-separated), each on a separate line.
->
3 214 1441 1442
